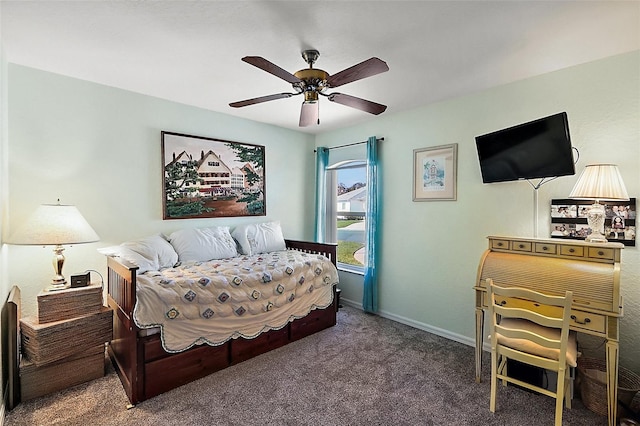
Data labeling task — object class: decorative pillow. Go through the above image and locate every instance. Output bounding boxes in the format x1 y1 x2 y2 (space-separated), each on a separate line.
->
120 234 178 270
97 246 158 274
168 227 238 262
231 221 286 255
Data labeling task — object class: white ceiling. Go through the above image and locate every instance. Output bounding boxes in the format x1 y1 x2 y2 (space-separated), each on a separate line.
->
2 1 639 134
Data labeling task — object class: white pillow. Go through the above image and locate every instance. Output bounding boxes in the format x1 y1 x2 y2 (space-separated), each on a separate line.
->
231 221 286 255
120 234 178 269
168 227 238 262
99 234 179 273
97 246 158 274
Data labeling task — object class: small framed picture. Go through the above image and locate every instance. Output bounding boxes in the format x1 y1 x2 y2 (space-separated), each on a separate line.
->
412 143 458 201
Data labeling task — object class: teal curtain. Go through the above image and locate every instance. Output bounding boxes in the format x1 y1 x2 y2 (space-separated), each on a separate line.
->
363 136 379 313
314 147 329 243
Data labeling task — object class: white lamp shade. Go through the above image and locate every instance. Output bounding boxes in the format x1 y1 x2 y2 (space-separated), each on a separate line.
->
8 203 99 245
568 164 629 201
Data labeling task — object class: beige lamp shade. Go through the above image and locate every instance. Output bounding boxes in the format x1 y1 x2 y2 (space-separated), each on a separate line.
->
568 164 628 244
8 203 99 246
7 202 99 289
568 164 629 201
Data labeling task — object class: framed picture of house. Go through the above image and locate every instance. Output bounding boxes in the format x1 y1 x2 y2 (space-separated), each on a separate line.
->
162 131 266 219
412 143 458 201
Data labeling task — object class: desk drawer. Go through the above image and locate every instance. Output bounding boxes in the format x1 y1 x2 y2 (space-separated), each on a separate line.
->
560 245 584 257
512 241 532 252
588 247 615 261
570 310 606 335
489 296 607 336
490 239 510 250
535 242 557 255
492 296 558 316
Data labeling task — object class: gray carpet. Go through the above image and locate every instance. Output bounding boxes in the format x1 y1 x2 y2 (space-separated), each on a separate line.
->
6 306 612 425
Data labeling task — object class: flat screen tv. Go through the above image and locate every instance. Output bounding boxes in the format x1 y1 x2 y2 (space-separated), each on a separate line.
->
475 112 575 183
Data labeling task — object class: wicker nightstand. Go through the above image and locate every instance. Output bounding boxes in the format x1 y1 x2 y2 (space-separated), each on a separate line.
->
19 284 112 401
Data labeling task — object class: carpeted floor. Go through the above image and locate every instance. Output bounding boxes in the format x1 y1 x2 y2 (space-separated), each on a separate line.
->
6 306 613 425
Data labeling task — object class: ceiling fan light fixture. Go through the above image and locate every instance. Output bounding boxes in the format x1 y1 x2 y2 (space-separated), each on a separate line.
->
299 100 319 127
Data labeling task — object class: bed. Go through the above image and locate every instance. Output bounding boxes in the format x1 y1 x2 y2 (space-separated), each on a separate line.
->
104 225 338 406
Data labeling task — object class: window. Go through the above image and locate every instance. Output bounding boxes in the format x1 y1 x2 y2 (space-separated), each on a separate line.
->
327 160 367 273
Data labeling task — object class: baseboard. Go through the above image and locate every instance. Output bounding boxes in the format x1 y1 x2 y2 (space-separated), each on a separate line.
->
340 296 477 349
340 298 362 310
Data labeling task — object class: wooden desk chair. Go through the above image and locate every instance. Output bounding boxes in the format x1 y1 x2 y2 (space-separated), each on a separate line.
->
487 279 578 426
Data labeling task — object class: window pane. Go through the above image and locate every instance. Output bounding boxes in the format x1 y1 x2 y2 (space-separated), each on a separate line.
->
336 166 366 267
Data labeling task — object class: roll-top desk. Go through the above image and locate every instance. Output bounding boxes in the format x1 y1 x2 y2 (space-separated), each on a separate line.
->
474 236 623 426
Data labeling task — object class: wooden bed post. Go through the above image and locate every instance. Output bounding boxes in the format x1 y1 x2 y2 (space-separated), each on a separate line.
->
106 256 141 405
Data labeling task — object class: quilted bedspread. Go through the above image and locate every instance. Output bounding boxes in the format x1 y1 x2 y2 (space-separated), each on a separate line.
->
133 250 338 352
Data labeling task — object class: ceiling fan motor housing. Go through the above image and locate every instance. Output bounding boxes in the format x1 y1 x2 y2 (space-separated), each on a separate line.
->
294 68 329 101
294 68 329 81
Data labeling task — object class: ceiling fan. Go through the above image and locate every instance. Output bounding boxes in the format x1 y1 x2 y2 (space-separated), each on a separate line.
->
229 49 389 127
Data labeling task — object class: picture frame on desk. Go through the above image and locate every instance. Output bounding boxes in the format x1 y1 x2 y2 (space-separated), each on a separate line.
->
550 198 636 246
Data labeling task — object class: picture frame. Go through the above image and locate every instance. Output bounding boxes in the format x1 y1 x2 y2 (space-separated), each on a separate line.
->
412 143 458 201
550 198 636 246
162 131 266 219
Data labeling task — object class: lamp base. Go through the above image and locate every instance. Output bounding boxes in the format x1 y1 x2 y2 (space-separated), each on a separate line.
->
585 201 608 244
47 278 69 292
48 245 69 291
46 284 70 292
586 234 608 244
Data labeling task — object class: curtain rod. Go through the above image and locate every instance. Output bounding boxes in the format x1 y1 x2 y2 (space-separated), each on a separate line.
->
314 137 384 153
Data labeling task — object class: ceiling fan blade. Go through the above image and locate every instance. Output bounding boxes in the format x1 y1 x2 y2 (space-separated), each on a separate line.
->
299 102 319 127
328 93 387 115
326 58 389 88
229 93 295 108
242 56 302 84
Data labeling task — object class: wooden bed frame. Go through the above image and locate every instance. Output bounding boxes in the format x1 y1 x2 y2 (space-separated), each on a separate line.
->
106 239 338 405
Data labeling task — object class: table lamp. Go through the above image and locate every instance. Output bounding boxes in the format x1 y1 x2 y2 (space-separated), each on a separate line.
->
568 164 629 243
7 200 99 290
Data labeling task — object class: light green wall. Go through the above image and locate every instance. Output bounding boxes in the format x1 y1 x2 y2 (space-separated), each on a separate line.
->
6 64 315 318
317 51 640 371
